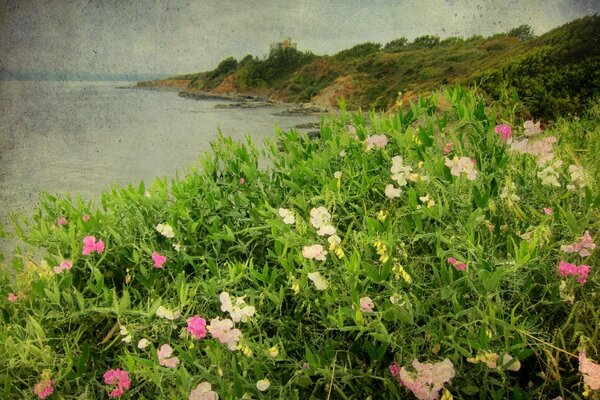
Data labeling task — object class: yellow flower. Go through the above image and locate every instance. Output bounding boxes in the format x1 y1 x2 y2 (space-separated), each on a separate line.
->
440 389 453 400
237 343 253 357
268 345 279 358
376 210 387 222
392 261 412 283
291 281 300 295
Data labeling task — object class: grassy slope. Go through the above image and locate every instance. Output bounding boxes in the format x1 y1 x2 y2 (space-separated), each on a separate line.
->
149 15 599 120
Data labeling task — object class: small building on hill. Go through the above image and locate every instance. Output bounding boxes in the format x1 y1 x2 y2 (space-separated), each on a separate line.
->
270 37 297 51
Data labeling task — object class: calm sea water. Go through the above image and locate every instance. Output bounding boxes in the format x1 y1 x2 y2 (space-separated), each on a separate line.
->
0 80 318 259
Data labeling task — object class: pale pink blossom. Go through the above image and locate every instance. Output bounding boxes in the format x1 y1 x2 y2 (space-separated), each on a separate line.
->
543 207 553 215
187 315 207 339
523 120 542 136
8 292 17 302
219 292 255 323
33 379 53 399
359 296 375 312
579 350 600 390
398 358 455 400
302 244 328 261
53 260 73 274
365 134 388 149
239 177 245 185
189 381 219 400
57 217 67 226
442 142 453 155
444 156 477 180
152 251 166 268
310 207 335 236
82 236 105 255
158 344 180 368
207 317 241 351
560 231 595 257
82 214 90 222
495 124 512 140
447 257 467 271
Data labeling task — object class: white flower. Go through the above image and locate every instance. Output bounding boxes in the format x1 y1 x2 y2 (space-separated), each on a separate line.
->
334 171 342 179
120 326 132 343
189 381 219 400
278 208 296 225
385 184 402 199
137 338 151 349
327 234 341 248
256 379 271 392
307 272 329 290
444 156 478 180
316 224 336 236
302 244 328 261
310 207 331 229
173 242 182 252
156 305 181 320
219 292 255 323
339 150 347 157
155 223 175 238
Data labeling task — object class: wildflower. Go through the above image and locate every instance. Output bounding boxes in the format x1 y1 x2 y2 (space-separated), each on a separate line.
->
568 164 587 189
256 379 271 391
385 184 402 199
310 207 336 236
467 352 499 368
82 214 90 222
523 120 542 136
537 160 562 186
579 350 600 390
440 389 453 400
104 369 131 398
389 363 401 378
207 317 241 351
376 210 387 222
53 260 73 274
152 251 166 268
447 257 467 271
398 358 455 400
239 177 245 185
307 272 329 290
290 280 300 295
158 344 180 368
57 217 67 226
119 325 132 343
220 292 255 323
278 208 295 225
558 260 591 284
155 223 175 238
33 378 53 399
561 231 595 257
82 236 105 255
334 171 342 179
501 354 521 371
443 142 453 155
173 243 181 252
419 195 436 208
444 156 477 180
543 207 553 215
302 244 328 261
155 305 181 320
237 342 253 356
510 136 556 164
360 296 375 312
189 381 219 400
495 124 512 140
8 292 17 302
374 240 389 263
137 338 150 349
365 134 388 149
328 235 344 259
187 315 207 339
559 280 575 304
392 261 412 283
268 345 279 358
391 156 413 186
339 150 347 157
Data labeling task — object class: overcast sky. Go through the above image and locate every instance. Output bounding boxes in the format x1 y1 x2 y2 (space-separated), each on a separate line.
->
1 0 598 76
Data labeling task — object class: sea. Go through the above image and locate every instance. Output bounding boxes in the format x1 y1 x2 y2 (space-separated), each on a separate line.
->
0 80 319 261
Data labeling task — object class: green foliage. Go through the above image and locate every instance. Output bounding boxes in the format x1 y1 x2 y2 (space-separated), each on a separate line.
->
1 86 599 399
383 37 408 53
507 24 535 41
334 42 382 60
410 35 441 49
238 47 317 88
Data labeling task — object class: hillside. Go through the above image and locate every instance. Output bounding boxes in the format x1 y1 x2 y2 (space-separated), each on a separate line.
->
141 15 600 120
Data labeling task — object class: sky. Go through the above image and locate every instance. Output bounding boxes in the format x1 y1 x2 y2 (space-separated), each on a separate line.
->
1 0 598 77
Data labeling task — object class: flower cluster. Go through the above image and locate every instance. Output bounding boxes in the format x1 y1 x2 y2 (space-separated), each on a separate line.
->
397 358 455 400
466 352 520 371
561 231 595 257
509 136 557 165
309 207 336 236
156 305 180 320
447 257 467 271
495 124 512 140
189 382 219 400
103 369 131 398
327 234 344 259
302 244 328 261
567 164 587 190
33 378 54 399
537 159 562 186
579 350 600 390
155 223 175 238
359 296 375 312
219 292 255 323
558 260 591 284
57 217 67 226
158 344 180 368
444 156 477 180
278 208 295 225
374 240 389 263
82 236 105 255
152 251 166 268
187 315 207 339
206 317 241 351
523 119 542 136
364 134 388 150
307 272 329 290
53 260 72 274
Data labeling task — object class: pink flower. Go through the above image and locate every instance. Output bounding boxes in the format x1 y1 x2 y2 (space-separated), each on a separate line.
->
302 244 328 261
365 134 388 149
543 207 553 215
579 350 600 390
57 217 67 226
239 177 245 185
577 265 591 284
359 296 375 312
82 214 90 222
398 358 455 400
158 344 180 368
33 379 53 399
104 368 131 398
447 257 467 271
447 257 457 266
442 142 453 155
187 315 207 339
82 236 105 255
207 317 241 351
523 120 542 136
389 363 400 378
8 292 17 302
152 251 166 269
495 124 512 140
189 381 219 400
558 260 591 284
560 230 595 257
53 260 73 274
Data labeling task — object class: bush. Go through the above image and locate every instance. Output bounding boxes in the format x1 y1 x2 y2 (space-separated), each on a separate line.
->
2 86 599 399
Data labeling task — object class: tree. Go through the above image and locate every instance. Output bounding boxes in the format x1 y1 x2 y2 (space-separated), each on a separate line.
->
383 37 408 52
411 35 440 49
507 25 534 41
